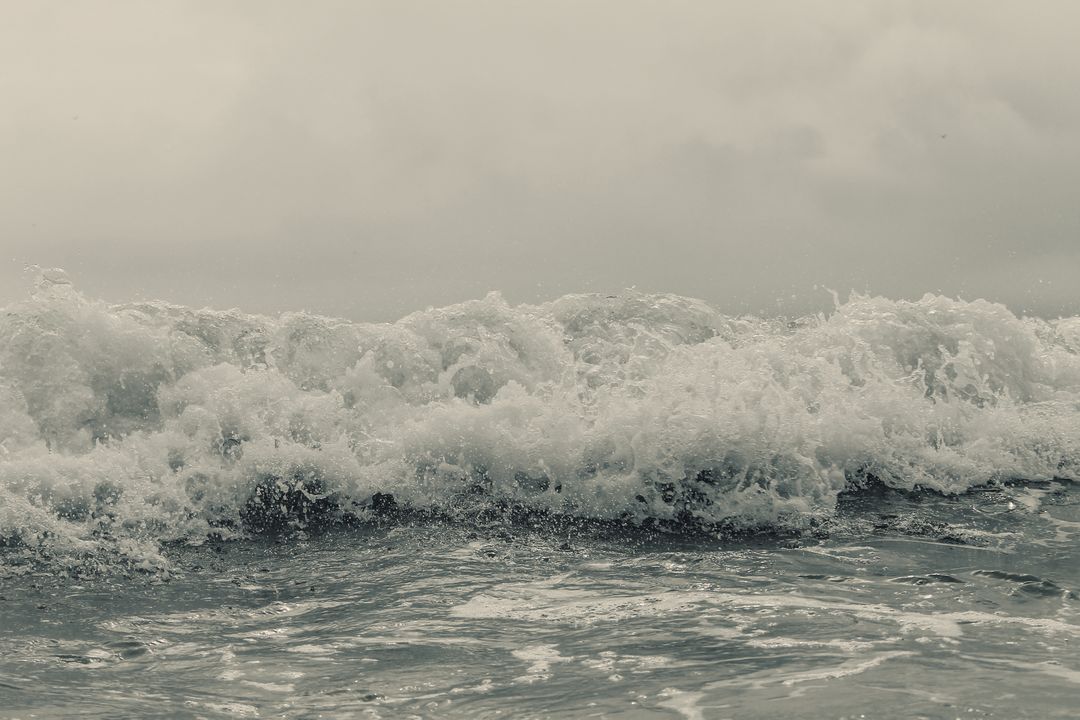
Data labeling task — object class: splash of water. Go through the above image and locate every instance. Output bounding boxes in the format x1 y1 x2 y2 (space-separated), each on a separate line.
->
2 269 1078 568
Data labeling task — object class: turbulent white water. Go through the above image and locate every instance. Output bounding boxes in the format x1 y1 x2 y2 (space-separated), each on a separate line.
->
2 269 1079 567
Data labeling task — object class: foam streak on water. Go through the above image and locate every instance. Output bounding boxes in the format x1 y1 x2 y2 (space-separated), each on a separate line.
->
2 269 1079 567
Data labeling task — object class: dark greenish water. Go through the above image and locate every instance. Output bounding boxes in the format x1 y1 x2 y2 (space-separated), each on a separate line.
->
3 482 1078 719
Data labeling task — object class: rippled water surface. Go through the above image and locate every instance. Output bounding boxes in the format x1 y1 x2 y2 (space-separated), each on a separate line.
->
3 278 1080 716
3 483 1078 719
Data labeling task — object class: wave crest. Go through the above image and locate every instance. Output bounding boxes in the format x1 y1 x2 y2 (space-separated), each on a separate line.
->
2 271 1079 566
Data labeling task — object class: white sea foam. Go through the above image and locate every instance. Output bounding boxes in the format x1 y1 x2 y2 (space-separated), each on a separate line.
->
2 269 1079 565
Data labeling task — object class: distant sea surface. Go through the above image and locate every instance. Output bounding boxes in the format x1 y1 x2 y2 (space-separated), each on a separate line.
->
2 270 1078 717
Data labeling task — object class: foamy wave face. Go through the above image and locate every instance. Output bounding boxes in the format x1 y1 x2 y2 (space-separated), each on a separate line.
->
2 270 1079 566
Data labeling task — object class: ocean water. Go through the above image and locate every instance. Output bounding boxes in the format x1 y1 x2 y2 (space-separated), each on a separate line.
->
1 270 1078 718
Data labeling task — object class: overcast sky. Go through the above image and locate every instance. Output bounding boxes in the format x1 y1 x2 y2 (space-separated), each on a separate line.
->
2 1 1078 320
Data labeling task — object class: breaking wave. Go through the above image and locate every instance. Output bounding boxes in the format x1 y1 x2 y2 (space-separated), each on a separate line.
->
2 268 1079 568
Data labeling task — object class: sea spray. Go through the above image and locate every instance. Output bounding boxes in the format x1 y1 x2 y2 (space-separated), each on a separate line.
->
2 269 1079 568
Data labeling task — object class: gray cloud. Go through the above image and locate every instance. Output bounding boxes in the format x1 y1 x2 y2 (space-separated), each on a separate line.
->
2 1 1078 319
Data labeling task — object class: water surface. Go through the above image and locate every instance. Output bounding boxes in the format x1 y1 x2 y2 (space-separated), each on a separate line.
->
3 482 1078 719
